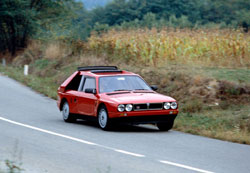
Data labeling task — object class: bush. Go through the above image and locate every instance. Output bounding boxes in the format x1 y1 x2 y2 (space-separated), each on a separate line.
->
181 99 203 113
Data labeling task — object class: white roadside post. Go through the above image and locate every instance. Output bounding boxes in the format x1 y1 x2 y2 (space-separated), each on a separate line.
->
24 65 29 76
2 58 6 67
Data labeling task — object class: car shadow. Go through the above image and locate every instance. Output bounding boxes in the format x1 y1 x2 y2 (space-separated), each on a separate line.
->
110 124 159 132
74 120 160 133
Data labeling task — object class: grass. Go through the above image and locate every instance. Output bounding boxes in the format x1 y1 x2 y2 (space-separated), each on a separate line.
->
0 28 249 144
175 105 250 144
1 57 249 145
0 141 23 173
0 66 58 99
0 160 23 173
203 67 250 84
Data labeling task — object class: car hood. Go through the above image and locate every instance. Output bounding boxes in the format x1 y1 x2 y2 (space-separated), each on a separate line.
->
102 92 176 104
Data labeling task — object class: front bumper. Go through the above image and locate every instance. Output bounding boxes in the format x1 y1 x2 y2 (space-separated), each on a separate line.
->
110 114 177 124
109 109 178 124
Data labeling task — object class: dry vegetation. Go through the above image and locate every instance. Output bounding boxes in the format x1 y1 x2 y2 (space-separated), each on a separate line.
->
87 28 250 67
1 28 250 144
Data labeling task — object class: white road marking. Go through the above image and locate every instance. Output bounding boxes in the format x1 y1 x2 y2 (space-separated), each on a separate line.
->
0 116 96 146
0 116 214 173
0 116 144 157
114 149 145 157
159 160 215 173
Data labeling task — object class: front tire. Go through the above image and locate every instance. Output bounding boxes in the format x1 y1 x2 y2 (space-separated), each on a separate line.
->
98 105 111 130
157 121 174 131
62 101 76 123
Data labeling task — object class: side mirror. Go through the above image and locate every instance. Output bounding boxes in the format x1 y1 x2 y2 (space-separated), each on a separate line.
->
85 88 97 94
151 85 158 91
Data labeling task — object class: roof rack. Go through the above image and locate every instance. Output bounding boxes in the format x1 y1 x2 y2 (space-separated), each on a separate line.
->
77 66 118 71
91 70 123 73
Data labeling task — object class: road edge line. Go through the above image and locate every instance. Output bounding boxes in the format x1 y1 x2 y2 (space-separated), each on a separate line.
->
114 149 145 157
159 160 215 173
0 116 96 145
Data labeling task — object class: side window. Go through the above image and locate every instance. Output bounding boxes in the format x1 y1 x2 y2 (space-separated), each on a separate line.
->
82 77 96 92
66 74 82 91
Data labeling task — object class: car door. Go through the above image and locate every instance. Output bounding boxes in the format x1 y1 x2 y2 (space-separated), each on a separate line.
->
77 76 97 116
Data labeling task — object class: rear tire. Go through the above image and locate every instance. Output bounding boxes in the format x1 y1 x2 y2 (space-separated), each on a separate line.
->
98 105 111 130
62 101 76 123
157 121 174 131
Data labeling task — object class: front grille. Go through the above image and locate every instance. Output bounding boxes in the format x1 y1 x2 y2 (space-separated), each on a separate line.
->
134 104 148 111
149 103 163 110
133 103 163 111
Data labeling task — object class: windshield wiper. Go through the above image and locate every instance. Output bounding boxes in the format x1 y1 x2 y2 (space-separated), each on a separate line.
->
134 89 148 90
113 89 131 92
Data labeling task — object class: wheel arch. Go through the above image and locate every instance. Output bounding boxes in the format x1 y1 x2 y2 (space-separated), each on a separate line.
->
96 102 108 116
60 98 68 111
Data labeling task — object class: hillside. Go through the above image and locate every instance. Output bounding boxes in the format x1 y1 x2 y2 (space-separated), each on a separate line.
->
1 28 250 144
80 0 111 9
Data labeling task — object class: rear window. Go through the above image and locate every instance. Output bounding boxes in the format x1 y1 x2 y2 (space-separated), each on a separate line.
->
66 74 82 91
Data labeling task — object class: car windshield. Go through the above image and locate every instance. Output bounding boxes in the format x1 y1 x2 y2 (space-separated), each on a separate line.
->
99 75 152 93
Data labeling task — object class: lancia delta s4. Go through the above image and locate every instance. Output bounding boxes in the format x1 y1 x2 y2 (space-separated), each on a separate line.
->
57 66 178 131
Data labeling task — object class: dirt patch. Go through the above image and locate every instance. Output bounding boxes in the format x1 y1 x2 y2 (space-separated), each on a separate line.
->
137 69 250 112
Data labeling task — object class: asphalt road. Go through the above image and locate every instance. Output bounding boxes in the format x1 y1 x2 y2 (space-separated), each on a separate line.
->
0 74 250 173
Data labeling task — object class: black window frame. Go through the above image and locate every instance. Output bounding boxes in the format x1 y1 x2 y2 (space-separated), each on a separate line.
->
78 75 85 91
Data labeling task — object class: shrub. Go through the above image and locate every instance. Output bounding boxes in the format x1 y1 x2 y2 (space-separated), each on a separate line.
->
181 99 203 113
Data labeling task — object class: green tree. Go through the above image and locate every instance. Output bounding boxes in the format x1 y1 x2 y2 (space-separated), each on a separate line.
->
141 12 157 29
88 0 250 30
0 0 79 55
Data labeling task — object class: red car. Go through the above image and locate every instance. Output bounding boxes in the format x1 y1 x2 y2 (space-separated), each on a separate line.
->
57 66 178 131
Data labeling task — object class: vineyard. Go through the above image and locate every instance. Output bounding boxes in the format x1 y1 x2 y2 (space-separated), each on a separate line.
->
87 28 250 67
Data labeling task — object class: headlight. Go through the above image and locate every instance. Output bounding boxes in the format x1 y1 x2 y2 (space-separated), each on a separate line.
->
125 104 133 112
164 102 171 109
171 102 178 109
118 104 125 112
